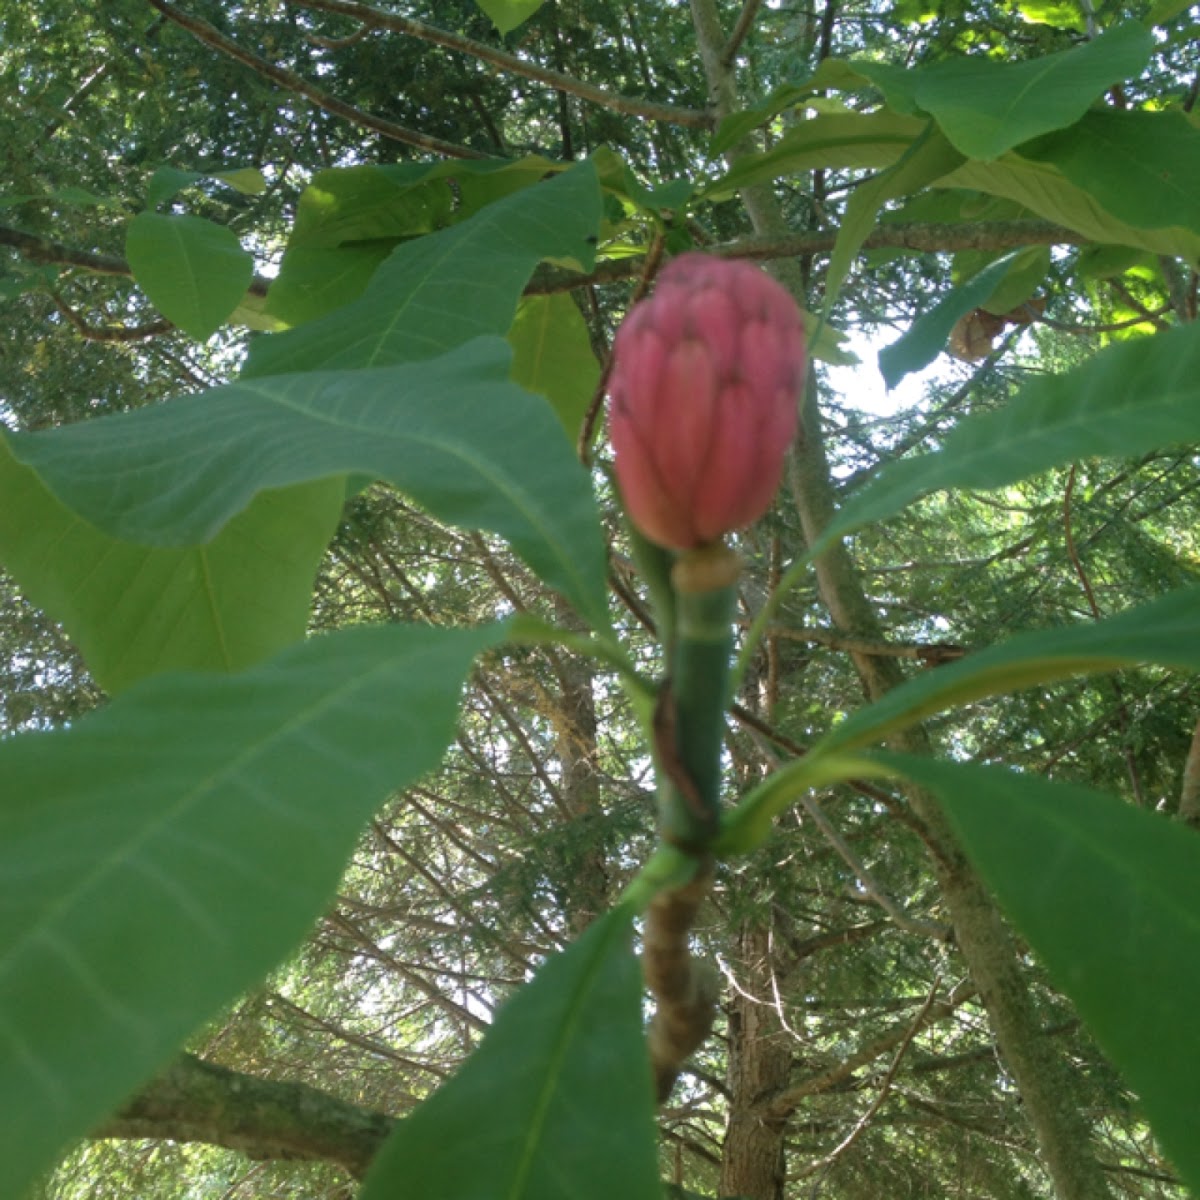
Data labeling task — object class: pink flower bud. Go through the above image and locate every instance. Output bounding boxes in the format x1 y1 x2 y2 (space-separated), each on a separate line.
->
608 253 805 551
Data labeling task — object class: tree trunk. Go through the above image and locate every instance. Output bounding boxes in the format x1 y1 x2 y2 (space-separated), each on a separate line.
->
719 922 791 1200
687 3 1116 1195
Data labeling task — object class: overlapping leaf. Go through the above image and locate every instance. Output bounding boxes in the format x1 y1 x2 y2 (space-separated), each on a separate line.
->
706 111 1200 261
1020 110 1200 235
360 905 661 1200
911 21 1152 160
817 321 1200 552
0 440 341 693
0 621 504 1197
244 161 601 377
878 754 1200 1195
8 338 609 629
508 293 601 443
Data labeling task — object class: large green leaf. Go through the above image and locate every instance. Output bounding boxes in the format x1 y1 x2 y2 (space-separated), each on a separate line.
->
876 754 1200 1195
705 112 1200 261
0 439 341 693
264 243 395 328
945 153 1200 260
264 164 456 327
125 212 254 341
244 161 600 378
0 621 504 1197
288 163 455 249
819 587 1200 754
817 321 1200 551
913 21 1153 160
1020 110 1200 236
360 905 661 1200
8 339 609 629
507 293 600 443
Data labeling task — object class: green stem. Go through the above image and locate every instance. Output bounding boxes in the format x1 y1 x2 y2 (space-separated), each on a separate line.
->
655 544 741 848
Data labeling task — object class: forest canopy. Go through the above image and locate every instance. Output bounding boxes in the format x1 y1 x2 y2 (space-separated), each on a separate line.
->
2 2 1200 1199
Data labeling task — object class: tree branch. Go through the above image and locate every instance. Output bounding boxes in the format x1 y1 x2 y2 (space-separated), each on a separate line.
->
285 0 713 131
92 1053 395 1179
49 290 172 342
721 0 764 67
145 0 490 160
643 861 720 1103
527 220 1090 294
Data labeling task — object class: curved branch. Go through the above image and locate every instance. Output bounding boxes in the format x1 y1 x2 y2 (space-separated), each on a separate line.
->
92 1053 395 1179
285 0 713 131
145 0 490 160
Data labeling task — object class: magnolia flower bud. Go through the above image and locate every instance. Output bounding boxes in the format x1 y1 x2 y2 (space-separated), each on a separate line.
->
608 253 805 551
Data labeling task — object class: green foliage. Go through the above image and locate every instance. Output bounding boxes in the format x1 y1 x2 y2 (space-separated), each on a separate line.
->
125 213 254 341
474 0 547 36
244 162 601 377
0 622 504 1195
3 4 1199 1197
820 587 1200 754
0 441 342 692
508 293 601 443
360 906 660 1200
1021 111 1200 234
7 339 609 629
878 252 1018 386
879 754 1200 1195
823 322 1200 550
904 21 1153 160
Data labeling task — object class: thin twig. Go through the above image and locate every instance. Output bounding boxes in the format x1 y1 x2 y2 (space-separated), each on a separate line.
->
798 975 942 1181
146 0 490 160
285 0 712 130
50 290 172 342
527 220 1091 294
794 802 949 940
1064 466 1148 806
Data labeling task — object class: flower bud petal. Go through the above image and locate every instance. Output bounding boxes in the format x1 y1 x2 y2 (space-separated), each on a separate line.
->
609 253 805 550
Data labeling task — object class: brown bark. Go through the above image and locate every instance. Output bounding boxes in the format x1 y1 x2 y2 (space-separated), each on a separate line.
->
93 1053 393 1179
719 923 791 1200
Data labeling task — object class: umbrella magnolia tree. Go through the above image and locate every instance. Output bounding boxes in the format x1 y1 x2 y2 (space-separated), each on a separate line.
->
2 0 1200 1197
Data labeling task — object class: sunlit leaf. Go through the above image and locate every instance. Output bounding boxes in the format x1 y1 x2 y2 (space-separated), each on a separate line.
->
0 439 341 693
1020 110 1200 235
508 293 600 443
473 0 545 34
